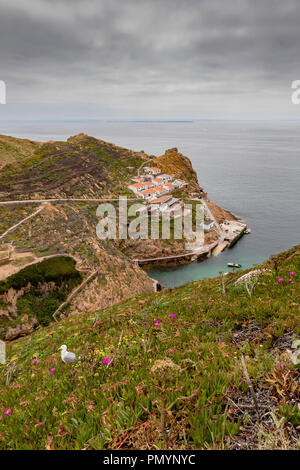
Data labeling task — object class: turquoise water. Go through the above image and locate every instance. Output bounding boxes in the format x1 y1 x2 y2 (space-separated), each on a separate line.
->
1 120 299 287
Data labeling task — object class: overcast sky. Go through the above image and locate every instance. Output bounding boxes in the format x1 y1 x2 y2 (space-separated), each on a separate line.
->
1 0 300 120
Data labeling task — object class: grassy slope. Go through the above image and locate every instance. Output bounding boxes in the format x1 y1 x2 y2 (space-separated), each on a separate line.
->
0 244 299 450
0 135 40 168
0 134 146 200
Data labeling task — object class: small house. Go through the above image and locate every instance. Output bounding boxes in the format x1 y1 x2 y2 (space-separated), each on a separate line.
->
143 167 161 175
159 174 172 183
140 186 167 200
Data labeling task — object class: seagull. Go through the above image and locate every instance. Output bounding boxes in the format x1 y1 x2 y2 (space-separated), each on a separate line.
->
59 345 80 364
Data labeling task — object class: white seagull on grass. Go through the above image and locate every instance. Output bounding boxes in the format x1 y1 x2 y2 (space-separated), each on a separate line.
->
59 345 80 364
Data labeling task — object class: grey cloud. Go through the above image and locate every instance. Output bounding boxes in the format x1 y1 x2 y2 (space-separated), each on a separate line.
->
0 0 300 119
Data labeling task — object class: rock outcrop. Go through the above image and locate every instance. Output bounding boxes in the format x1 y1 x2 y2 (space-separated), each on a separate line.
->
5 315 38 341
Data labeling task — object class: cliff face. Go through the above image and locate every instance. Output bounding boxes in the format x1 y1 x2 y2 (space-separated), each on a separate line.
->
0 200 154 340
153 147 201 196
0 133 240 340
0 133 167 339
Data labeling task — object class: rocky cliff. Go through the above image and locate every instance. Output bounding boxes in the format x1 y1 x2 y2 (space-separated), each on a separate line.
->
0 199 154 340
0 133 239 340
153 147 202 196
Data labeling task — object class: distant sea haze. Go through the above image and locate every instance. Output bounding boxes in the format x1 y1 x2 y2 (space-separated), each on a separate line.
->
1 119 299 287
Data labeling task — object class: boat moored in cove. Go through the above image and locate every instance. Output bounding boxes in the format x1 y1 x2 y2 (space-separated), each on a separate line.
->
227 262 242 268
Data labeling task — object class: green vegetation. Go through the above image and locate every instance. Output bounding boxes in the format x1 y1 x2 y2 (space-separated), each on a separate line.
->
0 135 40 168
16 280 79 327
0 256 81 294
0 245 299 450
0 134 146 200
0 257 82 336
0 205 38 234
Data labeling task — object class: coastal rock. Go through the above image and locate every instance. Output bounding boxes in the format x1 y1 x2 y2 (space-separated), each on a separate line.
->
5 315 38 341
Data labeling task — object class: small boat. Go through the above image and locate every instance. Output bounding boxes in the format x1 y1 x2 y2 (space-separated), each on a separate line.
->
245 228 251 234
227 262 242 268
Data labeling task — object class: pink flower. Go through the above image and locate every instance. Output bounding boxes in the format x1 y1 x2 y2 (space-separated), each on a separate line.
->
33 359 38 364
288 279 293 282
154 321 160 326
50 368 55 374
188 305 192 308
4 409 12 416
87 405 94 411
290 272 295 276
103 358 111 365
170 314 176 318
92 324 96 328
104 331 107 334
278 278 284 283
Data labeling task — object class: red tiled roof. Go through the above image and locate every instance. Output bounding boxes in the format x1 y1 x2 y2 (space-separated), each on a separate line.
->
150 195 172 204
130 182 146 189
141 187 165 195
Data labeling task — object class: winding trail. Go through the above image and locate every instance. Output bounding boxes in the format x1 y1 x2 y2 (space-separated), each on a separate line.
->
0 252 75 281
137 158 155 177
52 268 103 321
0 197 140 206
0 203 46 242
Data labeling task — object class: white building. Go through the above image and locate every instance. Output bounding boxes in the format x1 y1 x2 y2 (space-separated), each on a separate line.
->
128 181 156 194
159 174 172 183
152 178 164 186
201 219 215 232
163 182 176 192
172 180 184 188
143 167 161 175
140 186 167 200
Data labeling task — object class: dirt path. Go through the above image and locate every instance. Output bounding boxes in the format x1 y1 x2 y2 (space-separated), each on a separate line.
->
137 158 154 177
0 197 142 206
0 252 73 281
0 203 46 242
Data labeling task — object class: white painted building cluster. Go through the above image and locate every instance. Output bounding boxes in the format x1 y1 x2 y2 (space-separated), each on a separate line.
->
128 166 186 201
127 165 215 231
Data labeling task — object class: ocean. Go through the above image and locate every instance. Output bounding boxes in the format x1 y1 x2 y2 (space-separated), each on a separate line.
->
1 119 299 287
